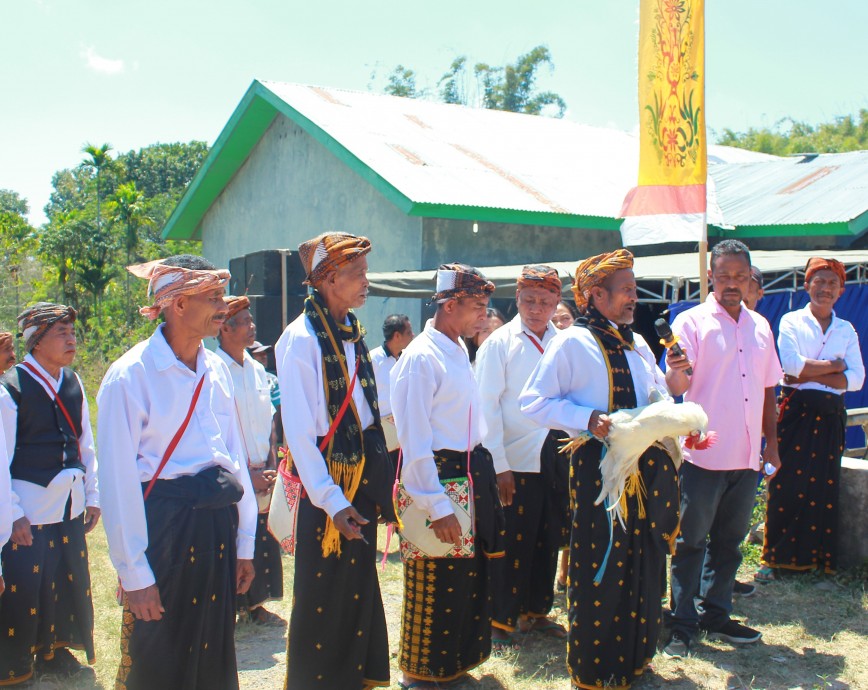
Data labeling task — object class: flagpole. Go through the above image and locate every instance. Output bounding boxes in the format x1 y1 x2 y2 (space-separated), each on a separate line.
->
699 214 708 301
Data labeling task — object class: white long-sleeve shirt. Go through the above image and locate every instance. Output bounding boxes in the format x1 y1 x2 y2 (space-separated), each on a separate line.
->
520 326 668 436
475 314 558 474
370 343 399 418
215 348 275 466
778 304 865 394
390 320 486 522
96 325 257 592
0 354 99 526
275 312 375 519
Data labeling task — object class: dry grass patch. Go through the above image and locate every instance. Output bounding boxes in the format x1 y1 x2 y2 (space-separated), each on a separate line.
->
38 524 867 689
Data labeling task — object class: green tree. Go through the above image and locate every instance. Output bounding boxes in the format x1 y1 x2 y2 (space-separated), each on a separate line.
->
81 142 113 234
438 57 467 105
112 181 153 322
385 65 420 98
0 190 37 330
717 109 868 155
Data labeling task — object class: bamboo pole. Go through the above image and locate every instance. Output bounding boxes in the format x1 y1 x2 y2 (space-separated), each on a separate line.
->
699 215 709 301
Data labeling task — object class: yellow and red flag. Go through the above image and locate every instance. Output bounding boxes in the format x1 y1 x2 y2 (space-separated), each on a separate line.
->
620 0 706 245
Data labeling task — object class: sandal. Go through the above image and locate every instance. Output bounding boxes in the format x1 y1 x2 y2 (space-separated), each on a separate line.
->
491 628 520 651
754 566 776 584
528 617 568 638
556 578 567 593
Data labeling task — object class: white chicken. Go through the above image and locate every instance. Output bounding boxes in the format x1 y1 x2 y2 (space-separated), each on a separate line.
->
561 398 716 529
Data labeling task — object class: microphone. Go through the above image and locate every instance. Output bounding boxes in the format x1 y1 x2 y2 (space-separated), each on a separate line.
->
655 318 692 376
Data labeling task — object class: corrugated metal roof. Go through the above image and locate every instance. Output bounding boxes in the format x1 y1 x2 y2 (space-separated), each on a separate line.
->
710 150 868 226
260 80 773 220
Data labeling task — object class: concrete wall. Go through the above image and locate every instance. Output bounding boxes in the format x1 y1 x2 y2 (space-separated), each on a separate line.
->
421 218 622 270
200 114 424 334
839 457 868 569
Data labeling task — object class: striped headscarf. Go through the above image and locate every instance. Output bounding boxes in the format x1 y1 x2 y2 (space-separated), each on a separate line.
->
0 332 12 350
517 264 562 295
431 263 495 303
128 259 230 320
17 302 77 352
805 257 846 291
297 232 372 287
224 295 251 321
572 249 634 311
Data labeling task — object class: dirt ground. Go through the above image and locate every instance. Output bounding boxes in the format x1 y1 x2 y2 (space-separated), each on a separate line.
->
36 527 868 690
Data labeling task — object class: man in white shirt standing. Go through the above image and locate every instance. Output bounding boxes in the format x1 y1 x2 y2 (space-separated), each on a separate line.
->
0 303 100 685
275 232 396 690
520 250 679 690
216 295 282 625
760 257 864 578
369 313 414 458
391 263 506 690
98 255 257 690
475 264 567 646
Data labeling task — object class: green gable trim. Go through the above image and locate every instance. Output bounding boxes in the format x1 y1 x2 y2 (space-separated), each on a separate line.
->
162 85 279 240
712 221 851 239
409 203 623 230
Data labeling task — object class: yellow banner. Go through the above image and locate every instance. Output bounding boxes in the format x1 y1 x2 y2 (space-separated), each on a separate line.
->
637 0 706 188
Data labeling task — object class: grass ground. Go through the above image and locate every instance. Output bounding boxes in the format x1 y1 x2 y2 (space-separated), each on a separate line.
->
36 520 868 690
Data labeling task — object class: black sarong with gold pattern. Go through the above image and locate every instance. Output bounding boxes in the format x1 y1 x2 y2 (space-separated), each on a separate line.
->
492 431 568 632
0 510 95 686
116 466 242 690
567 307 680 690
399 446 506 684
762 388 846 574
285 426 393 690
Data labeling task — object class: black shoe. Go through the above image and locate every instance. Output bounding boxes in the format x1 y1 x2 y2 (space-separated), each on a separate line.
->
662 630 691 658
705 619 762 645
36 648 92 678
733 581 756 598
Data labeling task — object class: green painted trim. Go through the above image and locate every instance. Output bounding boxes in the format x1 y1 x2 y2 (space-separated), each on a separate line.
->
848 209 868 238
162 83 279 240
409 203 623 230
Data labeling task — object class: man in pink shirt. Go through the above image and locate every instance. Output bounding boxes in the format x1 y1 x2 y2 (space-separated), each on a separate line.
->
663 240 782 657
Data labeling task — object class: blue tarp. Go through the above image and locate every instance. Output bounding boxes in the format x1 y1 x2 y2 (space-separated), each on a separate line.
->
668 285 868 448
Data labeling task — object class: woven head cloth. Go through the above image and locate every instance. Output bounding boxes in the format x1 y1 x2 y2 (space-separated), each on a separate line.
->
297 232 372 287
127 259 230 321
431 263 495 303
572 249 634 311
223 295 251 321
805 257 846 291
17 302 77 352
517 264 562 295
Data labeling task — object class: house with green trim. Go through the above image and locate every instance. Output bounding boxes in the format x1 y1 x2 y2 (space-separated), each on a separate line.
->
162 79 868 330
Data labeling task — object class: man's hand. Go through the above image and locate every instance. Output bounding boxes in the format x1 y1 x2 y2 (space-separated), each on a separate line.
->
83 507 101 533
762 443 781 473
0 575 4 596
236 559 255 595
496 471 516 507
250 467 277 493
588 411 611 439
332 505 369 541
11 517 32 546
666 350 693 373
430 513 462 546
126 584 164 621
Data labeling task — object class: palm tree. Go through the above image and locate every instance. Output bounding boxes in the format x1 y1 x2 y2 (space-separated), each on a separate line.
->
81 142 113 233
112 182 152 322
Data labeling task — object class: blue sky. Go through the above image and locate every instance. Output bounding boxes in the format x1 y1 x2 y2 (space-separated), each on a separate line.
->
2 0 866 225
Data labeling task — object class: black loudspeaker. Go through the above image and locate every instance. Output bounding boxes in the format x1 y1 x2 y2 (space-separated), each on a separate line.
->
244 250 284 296
247 294 306 349
228 256 246 296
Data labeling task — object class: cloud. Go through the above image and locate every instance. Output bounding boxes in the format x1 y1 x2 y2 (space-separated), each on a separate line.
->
80 46 125 75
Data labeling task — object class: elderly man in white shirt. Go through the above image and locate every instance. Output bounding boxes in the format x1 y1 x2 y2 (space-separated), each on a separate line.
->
216 295 282 625
475 264 568 646
760 257 865 579
275 232 396 690
391 263 506 690
369 313 414 456
98 255 257 690
0 303 99 684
